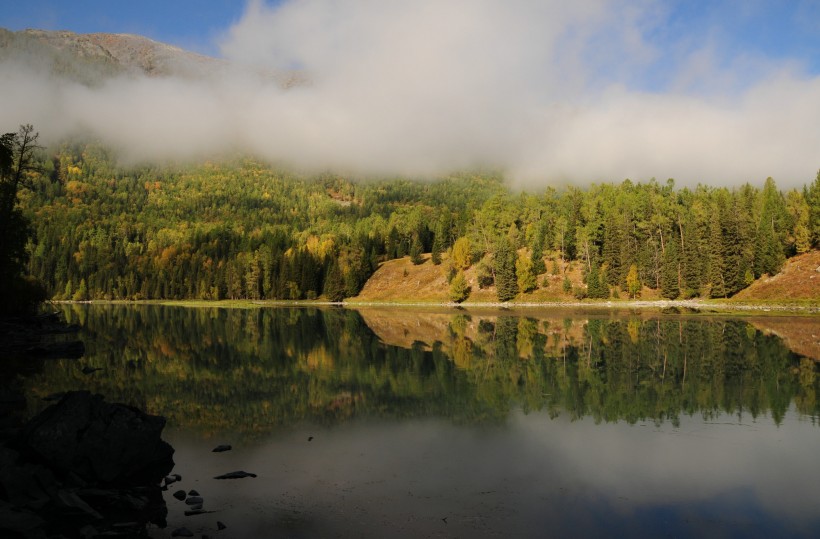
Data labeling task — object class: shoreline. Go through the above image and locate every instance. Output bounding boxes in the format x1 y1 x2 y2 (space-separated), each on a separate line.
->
49 298 820 314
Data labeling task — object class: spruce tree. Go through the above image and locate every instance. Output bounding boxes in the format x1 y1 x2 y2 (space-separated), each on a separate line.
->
410 234 424 265
431 234 443 265
431 218 446 265
808 170 820 248
601 214 622 286
681 220 703 297
495 236 518 302
586 263 608 299
530 229 546 275
323 260 345 302
660 238 680 299
708 205 727 298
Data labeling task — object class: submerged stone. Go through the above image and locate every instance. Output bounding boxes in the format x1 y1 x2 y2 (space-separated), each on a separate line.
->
214 471 256 480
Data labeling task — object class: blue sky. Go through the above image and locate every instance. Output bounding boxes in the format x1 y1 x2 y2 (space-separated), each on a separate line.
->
2 0 818 77
0 0 818 186
0 0 254 55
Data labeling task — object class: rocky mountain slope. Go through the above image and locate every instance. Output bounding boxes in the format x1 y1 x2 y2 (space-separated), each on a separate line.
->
0 27 302 86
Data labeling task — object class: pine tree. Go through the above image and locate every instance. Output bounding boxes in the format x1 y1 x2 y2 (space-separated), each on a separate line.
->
680 220 703 298
386 226 400 259
323 260 345 302
601 214 622 286
586 263 608 299
808 170 820 248
530 228 546 275
660 238 680 299
708 205 727 298
495 237 518 302
753 178 786 277
410 234 424 265
431 218 446 265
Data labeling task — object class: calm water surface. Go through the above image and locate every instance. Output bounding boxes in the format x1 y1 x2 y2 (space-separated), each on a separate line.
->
23 305 820 538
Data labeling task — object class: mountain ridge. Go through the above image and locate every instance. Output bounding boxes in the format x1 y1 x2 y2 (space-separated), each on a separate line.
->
0 27 303 86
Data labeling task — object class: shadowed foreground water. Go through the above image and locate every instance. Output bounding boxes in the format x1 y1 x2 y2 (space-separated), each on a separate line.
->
22 305 820 538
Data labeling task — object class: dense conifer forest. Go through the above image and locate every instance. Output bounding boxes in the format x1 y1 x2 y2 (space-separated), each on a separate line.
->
10 139 820 303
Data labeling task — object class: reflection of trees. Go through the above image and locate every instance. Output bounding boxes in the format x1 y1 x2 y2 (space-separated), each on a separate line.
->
22 306 819 438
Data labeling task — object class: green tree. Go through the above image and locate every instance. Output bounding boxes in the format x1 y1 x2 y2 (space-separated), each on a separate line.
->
451 236 472 270
516 253 537 293
495 236 518 302
586 263 608 299
431 218 447 265
73 278 88 301
323 260 346 302
785 189 811 254
707 203 727 298
754 178 787 277
0 124 46 314
530 224 547 275
625 264 641 298
410 233 424 265
449 270 470 303
660 238 680 299
808 170 820 248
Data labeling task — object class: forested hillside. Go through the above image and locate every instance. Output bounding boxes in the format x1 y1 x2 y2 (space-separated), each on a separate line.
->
17 140 820 303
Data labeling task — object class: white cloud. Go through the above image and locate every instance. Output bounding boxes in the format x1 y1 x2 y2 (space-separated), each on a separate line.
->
0 0 818 187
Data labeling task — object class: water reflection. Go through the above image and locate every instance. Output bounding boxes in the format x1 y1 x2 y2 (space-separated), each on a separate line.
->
22 305 819 435
20 305 820 538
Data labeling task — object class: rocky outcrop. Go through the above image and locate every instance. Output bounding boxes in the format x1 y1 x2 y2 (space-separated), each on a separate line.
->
0 391 175 538
20 391 174 486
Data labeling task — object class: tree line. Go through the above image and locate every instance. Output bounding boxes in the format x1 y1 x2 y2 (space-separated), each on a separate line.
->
10 135 820 303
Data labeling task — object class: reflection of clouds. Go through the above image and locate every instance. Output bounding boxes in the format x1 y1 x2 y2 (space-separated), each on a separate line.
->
514 410 820 518
164 409 820 537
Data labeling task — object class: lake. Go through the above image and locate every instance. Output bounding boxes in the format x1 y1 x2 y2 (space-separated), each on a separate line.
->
22 304 820 538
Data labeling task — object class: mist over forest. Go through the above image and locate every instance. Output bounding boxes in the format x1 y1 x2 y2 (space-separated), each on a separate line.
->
1 0 820 187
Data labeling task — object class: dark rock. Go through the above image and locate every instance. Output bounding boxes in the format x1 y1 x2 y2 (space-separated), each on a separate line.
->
55 489 103 519
184 508 214 516
0 461 56 510
217 520 227 530
0 500 47 538
212 444 232 452
171 527 195 537
172 490 186 501
187 489 199 496
214 471 256 480
189 503 202 511
80 366 102 375
111 521 139 528
185 496 204 505
164 473 181 487
79 524 99 538
19 391 174 486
